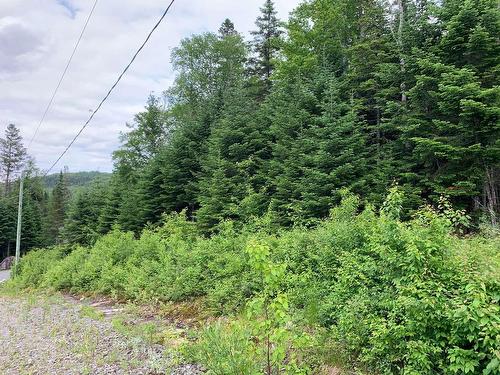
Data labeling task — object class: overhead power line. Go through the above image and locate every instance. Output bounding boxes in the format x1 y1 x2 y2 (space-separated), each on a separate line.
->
43 0 177 176
27 0 100 151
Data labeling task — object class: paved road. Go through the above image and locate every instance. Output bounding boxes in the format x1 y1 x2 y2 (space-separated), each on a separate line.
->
0 270 10 283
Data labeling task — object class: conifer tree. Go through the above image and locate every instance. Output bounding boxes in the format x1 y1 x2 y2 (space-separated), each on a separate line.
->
98 176 121 234
9 166 48 252
0 197 15 258
48 171 70 242
64 180 108 245
20 197 43 251
248 0 283 93
404 0 499 223
346 0 401 205
0 124 27 195
157 22 248 219
197 84 268 231
138 152 168 226
219 18 237 37
92 0 499 234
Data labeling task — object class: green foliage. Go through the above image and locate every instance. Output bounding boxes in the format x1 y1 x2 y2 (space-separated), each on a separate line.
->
12 192 499 374
42 0 497 241
63 179 109 246
0 158 49 258
43 245 88 290
186 320 260 375
246 239 312 374
0 123 27 194
0 196 16 258
6 1 500 372
47 171 71 243
42 171 110 190
5 0 499 259
12 246 64 289
248 0 283 94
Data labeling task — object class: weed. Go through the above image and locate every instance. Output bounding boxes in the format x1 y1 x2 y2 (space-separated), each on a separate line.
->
80 305 105 320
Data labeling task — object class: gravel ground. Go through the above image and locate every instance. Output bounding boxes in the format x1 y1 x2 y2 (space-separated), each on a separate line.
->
0 294 203 375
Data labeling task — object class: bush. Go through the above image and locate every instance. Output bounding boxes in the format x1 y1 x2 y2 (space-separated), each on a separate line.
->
13 246 64 288
43 245 89 290
10 193 500 374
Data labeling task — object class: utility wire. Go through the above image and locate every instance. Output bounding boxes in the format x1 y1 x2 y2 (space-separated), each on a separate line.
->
43 0 176 176
27 0 100 151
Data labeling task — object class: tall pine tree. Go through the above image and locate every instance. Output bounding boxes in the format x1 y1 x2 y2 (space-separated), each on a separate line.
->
248 0 283 94
0 124 27 195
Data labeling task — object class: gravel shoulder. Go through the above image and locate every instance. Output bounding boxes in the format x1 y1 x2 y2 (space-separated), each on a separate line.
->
0 293 202 375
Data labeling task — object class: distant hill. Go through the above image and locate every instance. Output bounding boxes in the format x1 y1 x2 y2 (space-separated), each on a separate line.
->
43 171 111 191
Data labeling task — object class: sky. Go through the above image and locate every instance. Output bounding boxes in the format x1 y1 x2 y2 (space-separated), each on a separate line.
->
0 0 300 173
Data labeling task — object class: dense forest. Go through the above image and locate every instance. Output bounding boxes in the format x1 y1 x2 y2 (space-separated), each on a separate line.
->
2 0 499 373
57 0 500 238
1 0 498 251
0 136 110 258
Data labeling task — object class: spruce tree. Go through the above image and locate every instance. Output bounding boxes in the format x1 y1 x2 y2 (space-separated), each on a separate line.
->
64 180 108 245
0 197 15 258
79 0 499 233
98 176 121 234
219 18 237 37
48 171 70 242
197 84 269 231
248 0 283 93
138 152 169 226
158 23 248 220
404 0 500 223
20 197 43 252
345 0 401 205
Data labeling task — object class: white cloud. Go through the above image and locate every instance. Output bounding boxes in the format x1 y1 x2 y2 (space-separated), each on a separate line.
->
0 17 46 75
0 0 299 173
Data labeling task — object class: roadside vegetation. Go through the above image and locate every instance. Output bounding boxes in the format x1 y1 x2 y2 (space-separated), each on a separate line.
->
1 0 499 373
9 190 500 374
2 0 499 261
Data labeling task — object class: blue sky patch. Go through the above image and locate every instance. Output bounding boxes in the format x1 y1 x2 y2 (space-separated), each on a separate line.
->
57 0 78 19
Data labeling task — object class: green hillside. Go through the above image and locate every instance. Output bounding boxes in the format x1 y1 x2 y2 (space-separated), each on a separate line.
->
43 171 110 191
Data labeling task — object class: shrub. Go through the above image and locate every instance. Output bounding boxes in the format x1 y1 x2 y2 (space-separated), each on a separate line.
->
42 246 89 290
13 246 64 288
186 319 260 375
10 192 499 374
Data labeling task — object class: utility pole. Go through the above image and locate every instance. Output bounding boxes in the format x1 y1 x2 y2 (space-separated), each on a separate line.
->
15 174 24 265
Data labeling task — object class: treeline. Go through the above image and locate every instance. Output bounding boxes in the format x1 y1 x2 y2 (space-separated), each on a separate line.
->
71 0 497 239
0 124 108 258
42 171 109 190
2 0 499 254
0 124 42 258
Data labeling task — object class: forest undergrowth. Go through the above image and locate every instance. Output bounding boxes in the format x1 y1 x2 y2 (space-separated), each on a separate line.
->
7 190 500 375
